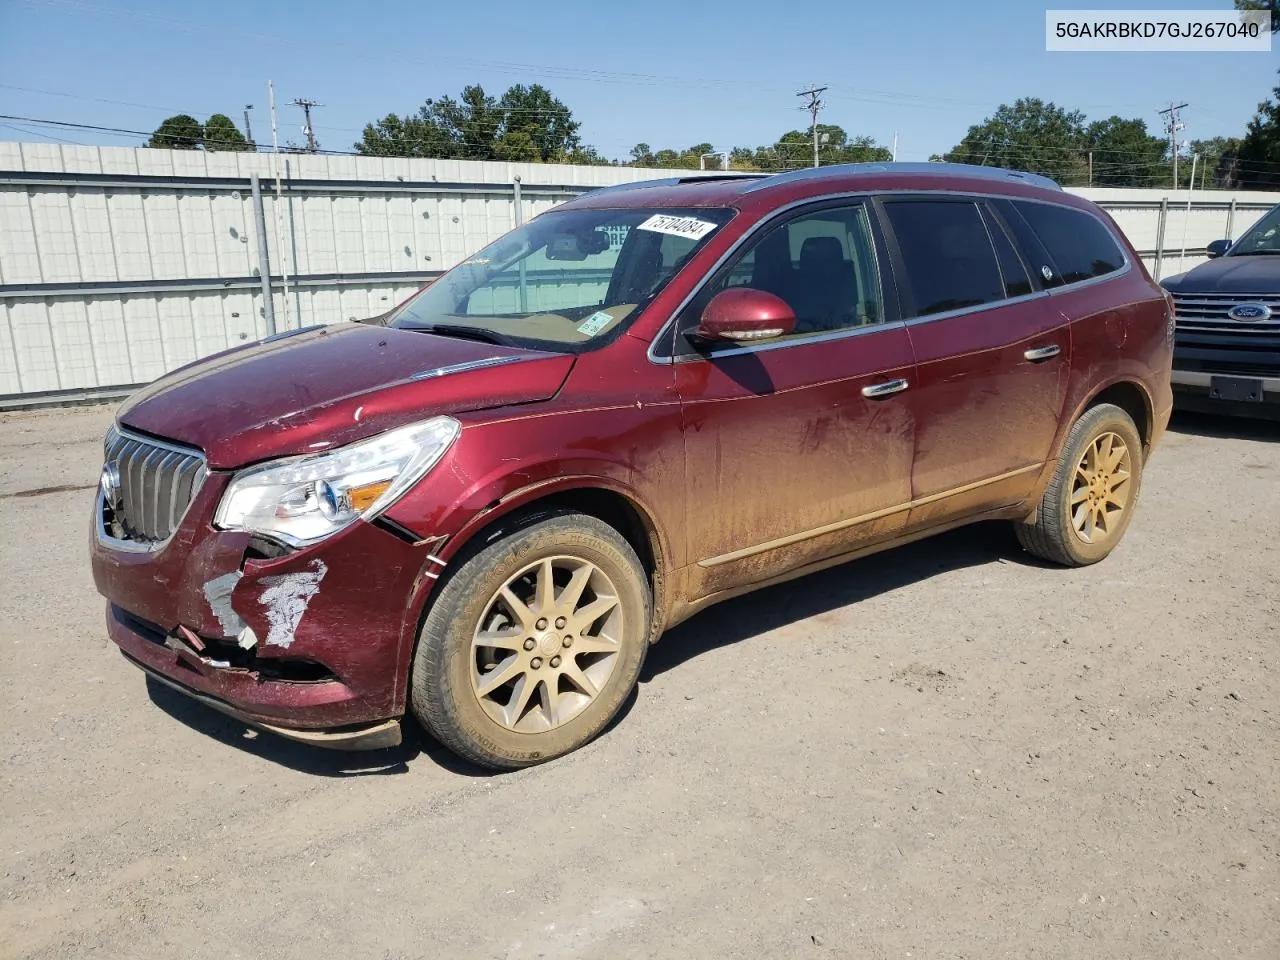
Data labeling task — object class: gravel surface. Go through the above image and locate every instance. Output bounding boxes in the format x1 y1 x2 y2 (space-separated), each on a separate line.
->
1 404 1277 960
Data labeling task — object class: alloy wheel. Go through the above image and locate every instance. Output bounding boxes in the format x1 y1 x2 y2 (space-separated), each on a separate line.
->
470 555 623 733
1070 431 1132 544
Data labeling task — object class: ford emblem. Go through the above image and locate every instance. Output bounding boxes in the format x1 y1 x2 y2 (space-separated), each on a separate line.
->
1227 303 1271 322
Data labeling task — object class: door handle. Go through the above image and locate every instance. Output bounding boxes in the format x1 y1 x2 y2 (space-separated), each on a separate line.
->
861 378 909 399
1024 344 1061 362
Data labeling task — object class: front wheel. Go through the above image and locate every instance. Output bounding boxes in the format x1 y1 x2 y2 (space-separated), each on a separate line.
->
1015 403 1144 567
410 511 651 769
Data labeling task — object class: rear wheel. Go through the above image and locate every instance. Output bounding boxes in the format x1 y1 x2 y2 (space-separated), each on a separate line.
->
410 512 650 769
1015 403 1143 567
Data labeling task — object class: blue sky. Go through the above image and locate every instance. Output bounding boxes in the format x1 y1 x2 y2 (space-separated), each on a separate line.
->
0 0 1275 162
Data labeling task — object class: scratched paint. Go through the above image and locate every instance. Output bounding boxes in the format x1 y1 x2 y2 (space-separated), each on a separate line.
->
202 571 247 635
257 560 328 648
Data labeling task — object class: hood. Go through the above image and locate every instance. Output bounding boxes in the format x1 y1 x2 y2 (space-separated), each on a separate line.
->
118 323 574 469
1161 254 1280 295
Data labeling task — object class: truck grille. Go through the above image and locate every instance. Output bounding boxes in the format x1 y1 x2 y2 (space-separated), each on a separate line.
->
1172 292 1280 333
101 426 207 545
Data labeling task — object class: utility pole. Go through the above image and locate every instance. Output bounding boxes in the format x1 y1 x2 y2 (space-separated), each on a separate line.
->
243 104 254 145
1158 102 1188 190
796 84 827 168
291 98 321 153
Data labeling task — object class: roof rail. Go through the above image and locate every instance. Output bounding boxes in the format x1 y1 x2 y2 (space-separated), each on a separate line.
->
583 172 767 196
742 162 1062 193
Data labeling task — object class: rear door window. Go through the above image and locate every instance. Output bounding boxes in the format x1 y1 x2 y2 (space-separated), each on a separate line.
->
881 199 1004 318
1011 201 1126 285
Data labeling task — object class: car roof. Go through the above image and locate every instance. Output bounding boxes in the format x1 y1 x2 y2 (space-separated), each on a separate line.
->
562 163 1066 212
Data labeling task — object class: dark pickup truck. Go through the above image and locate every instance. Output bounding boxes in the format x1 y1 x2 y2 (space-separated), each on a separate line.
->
1161 203 1280 419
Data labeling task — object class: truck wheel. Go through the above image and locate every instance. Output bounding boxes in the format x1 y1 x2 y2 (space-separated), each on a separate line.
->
410 511 650 769
1016 403 1144 567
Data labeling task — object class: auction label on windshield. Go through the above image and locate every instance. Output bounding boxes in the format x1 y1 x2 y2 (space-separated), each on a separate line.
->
637 214 719 241
1046 10 1270 51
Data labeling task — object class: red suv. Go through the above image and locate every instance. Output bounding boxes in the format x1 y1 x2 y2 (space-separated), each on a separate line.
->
91 163 1173 768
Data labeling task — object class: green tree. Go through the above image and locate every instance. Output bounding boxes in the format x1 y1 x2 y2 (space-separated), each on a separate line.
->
356 83 590 162
1187 137 1242 188
764 125 893 169
1236 71 1280 189
1084 116 1165 186
356 108 456 158
630 143 655 166
558 145 610 165
147 114 203 150
497 84 581 161
629 142 721 169
430 85 503 159
943 98 1088 184
1234 0 1278 32
493 129 541 162
203 113 252 152
631 127 891 172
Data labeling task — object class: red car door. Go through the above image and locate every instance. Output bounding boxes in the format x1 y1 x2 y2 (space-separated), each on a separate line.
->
663 201 917 599
876 196 1070 528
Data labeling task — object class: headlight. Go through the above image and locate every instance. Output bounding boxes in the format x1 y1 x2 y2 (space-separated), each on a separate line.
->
214 417 460 546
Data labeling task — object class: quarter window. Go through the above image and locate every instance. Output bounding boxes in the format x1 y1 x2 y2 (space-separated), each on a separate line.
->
1012 201 1125 284
882 200 1004 318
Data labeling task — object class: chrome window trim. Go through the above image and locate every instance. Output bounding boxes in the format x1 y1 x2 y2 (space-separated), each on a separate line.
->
97 425 208 554
647 188 1132 364
677 318 909 362
901 290 1051 329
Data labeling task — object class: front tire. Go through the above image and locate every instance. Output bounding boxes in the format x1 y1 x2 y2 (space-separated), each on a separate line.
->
1016 403 1144 567
410 511 650 769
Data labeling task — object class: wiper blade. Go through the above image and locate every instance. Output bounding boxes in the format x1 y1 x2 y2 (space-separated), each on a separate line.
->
408 324 512 345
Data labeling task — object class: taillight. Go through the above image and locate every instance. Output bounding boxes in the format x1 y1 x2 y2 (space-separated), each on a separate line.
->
1163 291 1176 344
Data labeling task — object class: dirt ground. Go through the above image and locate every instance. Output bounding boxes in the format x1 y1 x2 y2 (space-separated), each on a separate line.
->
0 403 1276 960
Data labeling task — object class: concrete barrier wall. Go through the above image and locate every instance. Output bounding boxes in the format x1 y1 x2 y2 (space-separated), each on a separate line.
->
1 143 1277 405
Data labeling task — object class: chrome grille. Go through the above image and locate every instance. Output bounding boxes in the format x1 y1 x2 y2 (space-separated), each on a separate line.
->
102 426 207 545
1172 292 1280 332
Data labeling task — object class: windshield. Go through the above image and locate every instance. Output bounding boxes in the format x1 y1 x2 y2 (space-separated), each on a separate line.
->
390 206 735 349
1229 205 1280 256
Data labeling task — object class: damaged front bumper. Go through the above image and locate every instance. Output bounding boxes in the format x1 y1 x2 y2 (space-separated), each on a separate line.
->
125 649 402 750
91 471 439 748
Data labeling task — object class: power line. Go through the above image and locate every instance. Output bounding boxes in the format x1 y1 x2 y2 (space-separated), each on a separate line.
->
14 0 1177 119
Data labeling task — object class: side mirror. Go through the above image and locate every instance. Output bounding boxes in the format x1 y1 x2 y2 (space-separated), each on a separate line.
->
693 288 796 343
1206 238 1232 259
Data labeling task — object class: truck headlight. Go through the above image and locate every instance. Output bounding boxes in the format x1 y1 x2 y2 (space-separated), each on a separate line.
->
214 417 459 546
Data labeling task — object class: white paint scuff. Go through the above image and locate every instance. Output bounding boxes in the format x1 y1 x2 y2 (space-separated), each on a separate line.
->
257 559 328 648
203 571 246 635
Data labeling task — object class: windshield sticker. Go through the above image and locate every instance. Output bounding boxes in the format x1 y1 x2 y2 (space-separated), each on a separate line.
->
577 311 614 337
636 214 719 241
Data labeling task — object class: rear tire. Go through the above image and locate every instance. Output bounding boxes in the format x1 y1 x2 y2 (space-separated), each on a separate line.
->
1015 403 1143 567
410 511 650 770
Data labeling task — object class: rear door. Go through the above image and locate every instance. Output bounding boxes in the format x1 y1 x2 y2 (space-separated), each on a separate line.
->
877 195 1071 528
